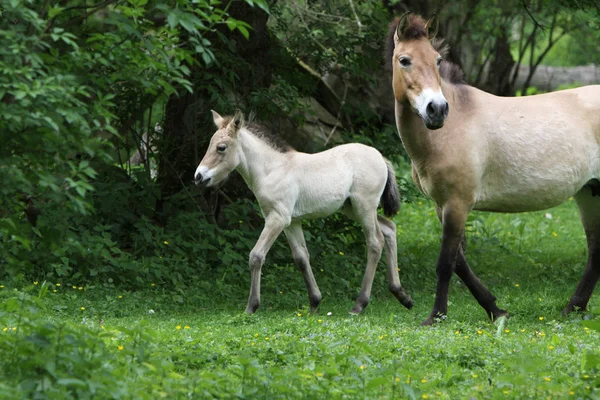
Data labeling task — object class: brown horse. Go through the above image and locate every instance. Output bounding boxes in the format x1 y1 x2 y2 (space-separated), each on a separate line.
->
388 13 600 325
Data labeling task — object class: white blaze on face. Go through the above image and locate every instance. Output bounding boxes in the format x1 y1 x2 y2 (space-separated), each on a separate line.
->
413 88 447 119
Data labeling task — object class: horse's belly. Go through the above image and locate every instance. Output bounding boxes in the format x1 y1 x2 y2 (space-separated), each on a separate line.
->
474 175 583 213
291 180 350 219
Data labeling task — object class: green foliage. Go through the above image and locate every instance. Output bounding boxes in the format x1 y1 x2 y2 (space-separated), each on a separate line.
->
1 201 600 398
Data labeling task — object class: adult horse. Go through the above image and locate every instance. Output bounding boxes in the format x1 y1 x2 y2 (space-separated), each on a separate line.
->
388 13 600 325
194 110 413 314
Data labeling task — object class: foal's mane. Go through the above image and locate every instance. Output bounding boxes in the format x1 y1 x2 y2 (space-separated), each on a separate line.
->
386 14 467 86
222 115 293 153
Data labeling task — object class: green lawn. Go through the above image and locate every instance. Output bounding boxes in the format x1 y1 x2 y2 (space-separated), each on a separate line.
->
1 200 599 399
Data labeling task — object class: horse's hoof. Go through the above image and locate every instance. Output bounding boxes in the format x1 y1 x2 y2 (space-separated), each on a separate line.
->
491 309 509 321
420 312 446 326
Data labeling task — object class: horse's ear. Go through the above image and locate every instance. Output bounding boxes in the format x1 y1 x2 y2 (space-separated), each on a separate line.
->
211 110 225 129
394 11 411 44
230 109 244 133
425 14 439 40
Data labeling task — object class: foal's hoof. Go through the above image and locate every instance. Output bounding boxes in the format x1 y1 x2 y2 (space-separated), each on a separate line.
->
401 296 414 310
245 302 260 315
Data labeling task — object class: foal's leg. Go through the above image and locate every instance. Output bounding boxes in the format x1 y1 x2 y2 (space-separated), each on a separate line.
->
433 208 507 320
284 222 322 313
377 215 413 309
350 201 384 314
421 202 469 326
564 186 600 314
245 214 287 314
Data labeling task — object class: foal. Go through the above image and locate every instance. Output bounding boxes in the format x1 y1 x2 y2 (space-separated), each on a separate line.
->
194 110 413 314
388 13 600 325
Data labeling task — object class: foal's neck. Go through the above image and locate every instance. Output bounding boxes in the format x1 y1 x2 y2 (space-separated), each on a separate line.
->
236 129 289 191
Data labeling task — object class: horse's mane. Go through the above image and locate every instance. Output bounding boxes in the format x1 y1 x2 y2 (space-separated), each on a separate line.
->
221 115 293 153
386 15 467 86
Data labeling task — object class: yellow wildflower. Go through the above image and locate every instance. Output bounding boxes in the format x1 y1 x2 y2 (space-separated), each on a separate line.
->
151 283 156 287
78 287 83 290
56 283 61 287
176 325 181 330
505 329 510 333
472 374 478 378
395 377 400 382
80 307 85 310
265 337 269 340
0 285 4 288
317 319 322 323
569 391 574 395
584 375 589 379
52 290 57 293
72 285 77 289
184 325 190 329
515 283 519 287
34 281 38 285
118 345 124 351
422 395 429 399
548 345 554 350
421 378 427 383
360 365 365 370
316 372 323 377
552 232 558 237
2 327 7 332
539 316 544 320
163 241 169 245
544 377 551 382
477 330 483 334
339 251 344 256
254 333 259 337
503 391 509 394
297 313 302 317
12 327 16 331
118 295 123 299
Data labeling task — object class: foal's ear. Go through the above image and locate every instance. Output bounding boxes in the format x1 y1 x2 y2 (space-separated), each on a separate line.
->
211 110 226 129
394 11 411 45
425 14 439 40
229 109 244 133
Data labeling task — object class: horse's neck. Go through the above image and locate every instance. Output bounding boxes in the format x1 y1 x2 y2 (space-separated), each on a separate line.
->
396 82 464 166
236 129 288 191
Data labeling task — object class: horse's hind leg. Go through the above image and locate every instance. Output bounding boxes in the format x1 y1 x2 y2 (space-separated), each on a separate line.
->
377 215 413 309
284 222 322 313
345 198 384 314
564 186 600 314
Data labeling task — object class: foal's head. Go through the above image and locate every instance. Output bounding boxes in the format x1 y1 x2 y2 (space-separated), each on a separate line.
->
390 13 449 130
194 110 244 187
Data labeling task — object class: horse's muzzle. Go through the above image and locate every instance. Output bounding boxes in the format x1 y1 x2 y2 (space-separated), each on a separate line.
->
194 172 211 187
424 99 449 130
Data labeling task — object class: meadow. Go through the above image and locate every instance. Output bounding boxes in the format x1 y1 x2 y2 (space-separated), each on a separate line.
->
1 199 599 399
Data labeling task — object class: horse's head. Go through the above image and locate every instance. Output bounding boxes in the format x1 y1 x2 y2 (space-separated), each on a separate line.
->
195 110 243 187
391 13 449 130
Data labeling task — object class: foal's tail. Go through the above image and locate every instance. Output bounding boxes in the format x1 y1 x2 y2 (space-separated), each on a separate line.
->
382 160 401 217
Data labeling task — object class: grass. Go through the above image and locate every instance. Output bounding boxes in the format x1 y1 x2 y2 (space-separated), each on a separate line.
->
1 199 599 399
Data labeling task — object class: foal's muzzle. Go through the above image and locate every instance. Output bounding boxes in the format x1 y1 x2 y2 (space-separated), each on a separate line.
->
424 100 449 130
194 172 211 187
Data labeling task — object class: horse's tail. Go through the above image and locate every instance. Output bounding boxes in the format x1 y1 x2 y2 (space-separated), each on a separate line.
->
382 160 401 217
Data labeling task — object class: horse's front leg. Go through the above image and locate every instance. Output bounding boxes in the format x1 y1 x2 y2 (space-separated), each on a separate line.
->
245 214 287 314
421 203 469 326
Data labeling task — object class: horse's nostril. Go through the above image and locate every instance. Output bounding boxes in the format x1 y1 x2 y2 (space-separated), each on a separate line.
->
444 102 449 116
195 172 203 182
426 102 435 117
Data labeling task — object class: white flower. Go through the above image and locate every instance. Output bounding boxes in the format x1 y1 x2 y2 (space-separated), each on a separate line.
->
327 312 332 316
148 309 155 314
545 213 552 219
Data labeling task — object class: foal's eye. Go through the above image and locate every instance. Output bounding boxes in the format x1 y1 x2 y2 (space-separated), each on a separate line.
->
399 57 412 68
217 144 227 153
436 57 443 68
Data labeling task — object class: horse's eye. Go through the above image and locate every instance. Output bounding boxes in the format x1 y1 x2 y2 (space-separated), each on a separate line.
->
399 57 412 68
217 144 227 153
436 57 443 68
